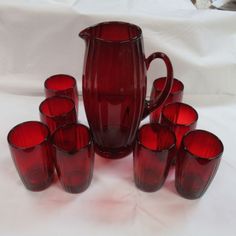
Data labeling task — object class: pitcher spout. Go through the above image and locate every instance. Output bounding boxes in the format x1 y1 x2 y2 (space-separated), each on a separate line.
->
79 27 91 41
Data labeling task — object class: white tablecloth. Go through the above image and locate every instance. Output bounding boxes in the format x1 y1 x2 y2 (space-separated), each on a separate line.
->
0 1 236 236
1 94 236 236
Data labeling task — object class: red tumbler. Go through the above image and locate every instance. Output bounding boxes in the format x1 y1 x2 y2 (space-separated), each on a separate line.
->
7 121 54 191
52 123 94 193
161 102 198 150
39 96 77 133
150 78 184 123
44 74 79 113
175 130 224 199
134 124 176 192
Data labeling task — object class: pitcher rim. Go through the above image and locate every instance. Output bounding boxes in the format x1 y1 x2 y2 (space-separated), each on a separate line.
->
79 21 143 44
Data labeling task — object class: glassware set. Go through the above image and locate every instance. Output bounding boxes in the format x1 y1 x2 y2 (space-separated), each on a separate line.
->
7 21 224 199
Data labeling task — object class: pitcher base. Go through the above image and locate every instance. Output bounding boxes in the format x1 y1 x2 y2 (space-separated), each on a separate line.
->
95 145 133 159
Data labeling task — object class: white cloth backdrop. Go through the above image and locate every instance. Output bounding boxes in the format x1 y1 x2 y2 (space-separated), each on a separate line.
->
0 1 236 236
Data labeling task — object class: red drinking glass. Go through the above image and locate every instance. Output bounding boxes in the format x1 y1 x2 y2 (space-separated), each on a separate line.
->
7 121 54 191
52 123 94 193
150 78 184 123
133 124 176 192
44 74 79 113
175 130 224 199
80 21 173 159
39 96 77 133
161 102 198 150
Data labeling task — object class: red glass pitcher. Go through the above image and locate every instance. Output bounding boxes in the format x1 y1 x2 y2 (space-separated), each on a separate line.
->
80 21 173 159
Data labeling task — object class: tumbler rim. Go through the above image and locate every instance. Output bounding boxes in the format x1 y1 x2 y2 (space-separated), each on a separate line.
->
137 123 176 152
153 77 184 95
162 102 198 127
7 121 50 150
39 96 76 119
51 123 92 154
44 74 76 92
182 129 224 160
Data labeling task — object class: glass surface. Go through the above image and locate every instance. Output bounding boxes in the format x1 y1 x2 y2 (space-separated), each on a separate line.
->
175 130 224 199
52 123 94 193
39 96 77 133
44 74 79 113
133 124 176 192
80 21 173 159
150 78 184 123
7 121 54 191
161 102 198 150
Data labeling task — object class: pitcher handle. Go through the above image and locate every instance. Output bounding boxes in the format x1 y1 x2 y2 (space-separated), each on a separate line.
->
142 52 173 119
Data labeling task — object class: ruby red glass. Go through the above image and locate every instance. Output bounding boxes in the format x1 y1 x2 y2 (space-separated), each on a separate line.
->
39 96 77 133
161 102 198 150
44 74 79 113
150 77 184 123
175 130 224 199
52 123 94 193
133 124 176 192
80 21 173 159
7 121 54 191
